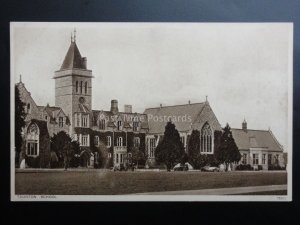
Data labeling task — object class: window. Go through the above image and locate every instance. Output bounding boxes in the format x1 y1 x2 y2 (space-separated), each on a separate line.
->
133 121 139 132
99 119 105 130
106 136 111 147
59 117 64 128
253 154 259 165
134 137 140 148
27 103 31 114
117 121 122 130
275 154 279 165
108 153 112 158
85 82 87 94
27 141 38 156
80 81 83 93
262 154 266 164
120 154 123 163
149 138 156 158
116 154 119 163
76 81 78 93
242 153 247 164
180 136 185 146
82 115 88 127
81 135 89 146
117 137 123 147
268 154 272 165
45 115 48 120
200 123 212 153
94 136 99 146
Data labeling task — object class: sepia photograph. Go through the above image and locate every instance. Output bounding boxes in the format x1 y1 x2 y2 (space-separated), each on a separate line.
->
10 22 293 201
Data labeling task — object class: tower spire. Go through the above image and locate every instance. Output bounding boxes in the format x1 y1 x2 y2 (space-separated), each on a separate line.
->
19 74 22 83
73 28 76 42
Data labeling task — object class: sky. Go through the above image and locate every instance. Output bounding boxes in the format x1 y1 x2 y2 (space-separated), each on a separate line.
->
11 22 292 151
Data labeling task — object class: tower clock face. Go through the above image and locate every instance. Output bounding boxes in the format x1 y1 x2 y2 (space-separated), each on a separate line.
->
79 97 85 104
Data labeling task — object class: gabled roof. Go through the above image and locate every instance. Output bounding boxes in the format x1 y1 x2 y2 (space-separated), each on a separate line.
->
231 128 283 152
143 102 206 134
60 41 86 70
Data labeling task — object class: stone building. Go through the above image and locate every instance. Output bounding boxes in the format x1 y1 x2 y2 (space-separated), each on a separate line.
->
144 100 222 166
232 120 285 170
16 33 286 170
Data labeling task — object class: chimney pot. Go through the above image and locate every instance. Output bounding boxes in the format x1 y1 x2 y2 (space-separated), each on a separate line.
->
111 99 119 114
124 105 132 113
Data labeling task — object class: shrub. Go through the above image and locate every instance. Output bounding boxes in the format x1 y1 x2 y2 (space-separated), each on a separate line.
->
258 165 263 171
25 155 40 168
268 165 286 170
235 164 253 171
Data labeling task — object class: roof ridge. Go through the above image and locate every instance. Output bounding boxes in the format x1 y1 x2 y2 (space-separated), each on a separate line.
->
232 128 270 132
145 102 205 110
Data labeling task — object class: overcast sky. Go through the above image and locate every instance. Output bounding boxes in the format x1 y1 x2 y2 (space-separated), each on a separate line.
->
11 22 292 151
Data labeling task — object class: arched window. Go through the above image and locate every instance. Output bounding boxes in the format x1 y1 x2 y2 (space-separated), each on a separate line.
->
85 81 87 94
80 81 83 93
76 81 78 93
200 123 212 153
117 137 123 147
26 123 39 157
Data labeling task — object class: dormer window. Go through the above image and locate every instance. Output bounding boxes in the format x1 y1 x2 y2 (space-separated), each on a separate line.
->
99 119 105 130
133 121 139 132
59 117 64 128
117 121 122 130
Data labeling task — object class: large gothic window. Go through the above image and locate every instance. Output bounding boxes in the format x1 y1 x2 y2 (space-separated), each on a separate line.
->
200 123 212 153
26 123 39 157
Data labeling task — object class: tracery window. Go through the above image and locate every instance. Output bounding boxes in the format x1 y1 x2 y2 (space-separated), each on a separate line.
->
200 123 212 153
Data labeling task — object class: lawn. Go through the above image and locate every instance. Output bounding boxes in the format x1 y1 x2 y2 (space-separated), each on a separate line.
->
15 171 287 195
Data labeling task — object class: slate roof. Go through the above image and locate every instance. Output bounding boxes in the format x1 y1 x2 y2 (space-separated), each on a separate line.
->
231 129 283 152
92 110 149 129
60 41 86 70
143 102 206 134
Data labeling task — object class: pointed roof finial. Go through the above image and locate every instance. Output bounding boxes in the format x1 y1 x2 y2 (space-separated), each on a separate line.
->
73 28 76 42
205 95 208 102
71 32 73 43
19 74 22 83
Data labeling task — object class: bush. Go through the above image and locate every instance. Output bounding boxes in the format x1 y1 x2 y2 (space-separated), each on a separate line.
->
258 165 263 171
25 155 40 168
235 164 253 171
268 165 286 170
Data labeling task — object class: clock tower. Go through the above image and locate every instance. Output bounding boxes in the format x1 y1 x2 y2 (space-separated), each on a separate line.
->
54 31 93 136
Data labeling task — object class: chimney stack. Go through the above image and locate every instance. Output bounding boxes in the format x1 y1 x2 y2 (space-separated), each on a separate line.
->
111 100 119 114
82 57 87 69
188 100 191 104
124 105 132 113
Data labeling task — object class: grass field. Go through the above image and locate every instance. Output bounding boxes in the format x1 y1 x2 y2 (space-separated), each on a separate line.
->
15 171 287 195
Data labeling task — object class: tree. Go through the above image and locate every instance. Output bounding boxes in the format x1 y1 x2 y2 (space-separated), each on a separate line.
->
131 147 146 168
50 131 74 169
155 121 185 171
215 123 241 171
15 85 26 167
187 130 200 168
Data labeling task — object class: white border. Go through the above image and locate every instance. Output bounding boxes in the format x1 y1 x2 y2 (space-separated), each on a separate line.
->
10 22 293 202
